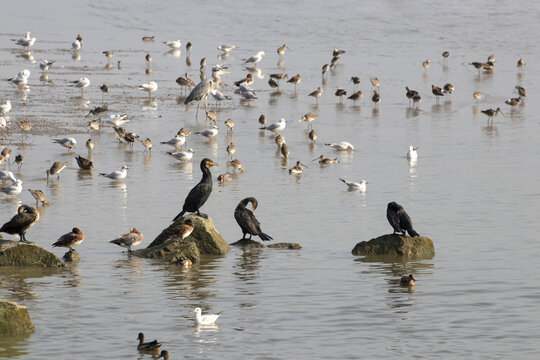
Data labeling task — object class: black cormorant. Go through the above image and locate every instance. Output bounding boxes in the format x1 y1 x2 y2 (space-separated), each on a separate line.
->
173 158 217 221
234 197 273 241
1 205 40 242
386 202 420 237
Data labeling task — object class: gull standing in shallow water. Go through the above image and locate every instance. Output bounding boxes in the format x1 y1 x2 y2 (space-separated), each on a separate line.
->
100 165 128 180
1 205 39 243
218 44 236 53
192 307 222 325
325 142 355 151
53 137 76 151
0 100 11 115
53 228 85 252
1 179 23 197
340 179 368 192
71 77 90 96
173 158 218 221
196 126 219 141
260 118 287 133
110 228 143 252
243 51 265 67
138 81 158 100
163 40 181 49
407 146 418 160
167 148 194 161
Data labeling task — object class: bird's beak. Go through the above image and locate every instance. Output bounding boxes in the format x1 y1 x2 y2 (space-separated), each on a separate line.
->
208 161 218 167
222 71 230 74
190 309 196 312
301 163 309 168
312 158 319 161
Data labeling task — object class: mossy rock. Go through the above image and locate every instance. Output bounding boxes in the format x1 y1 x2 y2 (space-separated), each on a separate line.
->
0 241 65 267
132 240 200 264
352 234 435 258
0 300 35 335
63 250 80 262
134 215 229 264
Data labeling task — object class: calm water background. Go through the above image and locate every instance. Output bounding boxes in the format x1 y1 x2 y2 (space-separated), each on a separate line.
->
1 0 540 358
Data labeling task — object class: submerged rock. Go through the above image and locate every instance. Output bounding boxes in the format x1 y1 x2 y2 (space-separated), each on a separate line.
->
230 239 267 248
230 239 302 250
0 300 35 335
352 234 435 257
0 240 65 267
133 215 229 264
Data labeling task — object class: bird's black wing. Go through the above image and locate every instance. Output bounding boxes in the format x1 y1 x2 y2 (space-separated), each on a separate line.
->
234 207 261 236
397 208 419 236
386 208 402 234
183 182 212 213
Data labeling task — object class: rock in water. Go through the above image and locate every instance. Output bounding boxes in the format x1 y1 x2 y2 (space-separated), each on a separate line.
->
0 300 35 335
352 234 434 257
63 250 80 262
133 215 229 264
0 241 64 267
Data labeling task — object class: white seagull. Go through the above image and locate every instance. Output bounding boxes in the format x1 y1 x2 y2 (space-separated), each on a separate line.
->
39 60 55 72
196 125 219 141
261 118 287 133
72 39 82 50
167 148 194 161
160 134 186 149
243 51 265 66
217 44 236 53
9 69 31 85
340 178 368 191
53 137 77 151
163 40 182 49
15 37 36 49
0 100 11 115
71 77 90 96
1 179 23 197
407 146 418 160
325 142 355 151
138 81 158 99
108 114 130 127
0 170 17 183
191 307 222 325
100 165 128 180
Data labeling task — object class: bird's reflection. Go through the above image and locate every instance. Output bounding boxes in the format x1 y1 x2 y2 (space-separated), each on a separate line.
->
165 49 181 58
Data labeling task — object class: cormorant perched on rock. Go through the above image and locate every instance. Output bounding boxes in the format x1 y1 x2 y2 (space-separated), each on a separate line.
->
173 158 217 221
234 197 273 241
0 205 40 243
386 202 420 237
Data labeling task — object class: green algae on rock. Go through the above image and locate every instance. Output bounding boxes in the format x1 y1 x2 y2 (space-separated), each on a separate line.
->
352 234 434 258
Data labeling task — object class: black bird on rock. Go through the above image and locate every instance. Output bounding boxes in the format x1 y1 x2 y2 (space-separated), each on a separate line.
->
173 158 218 221
1 205 40 243
386 202 419 237
234 197 273 241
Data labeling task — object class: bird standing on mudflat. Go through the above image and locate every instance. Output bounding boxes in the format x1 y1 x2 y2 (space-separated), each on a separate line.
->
1 205 39 243
173 158 217 221
234 197 273 241
386 202 420 237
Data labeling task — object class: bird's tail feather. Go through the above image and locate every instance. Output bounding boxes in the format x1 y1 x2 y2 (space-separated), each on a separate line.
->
408 229 420 237
173 210 186 222
259 232 273 241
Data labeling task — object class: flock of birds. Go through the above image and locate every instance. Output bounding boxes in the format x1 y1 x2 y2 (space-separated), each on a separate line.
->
0 31 529 356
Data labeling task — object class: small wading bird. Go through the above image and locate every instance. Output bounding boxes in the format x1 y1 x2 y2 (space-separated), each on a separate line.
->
173 158 218 221
386 202 420 237
110 228 143 252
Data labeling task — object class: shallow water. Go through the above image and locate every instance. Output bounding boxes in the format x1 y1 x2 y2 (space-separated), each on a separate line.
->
1 0 540 358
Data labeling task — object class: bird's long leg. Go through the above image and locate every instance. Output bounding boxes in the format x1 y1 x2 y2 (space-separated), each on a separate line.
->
196 99 202 119
204 96 208 113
